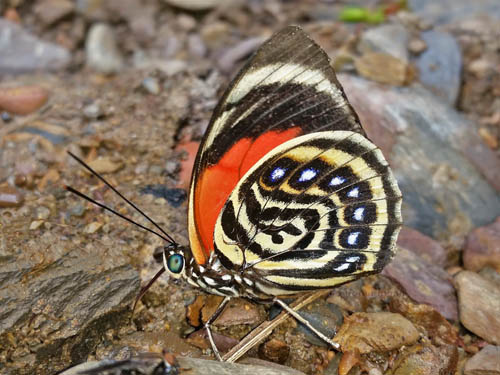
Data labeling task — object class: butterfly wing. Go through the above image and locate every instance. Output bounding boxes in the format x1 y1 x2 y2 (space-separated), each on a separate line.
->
213 131 402 294
188 26 365 265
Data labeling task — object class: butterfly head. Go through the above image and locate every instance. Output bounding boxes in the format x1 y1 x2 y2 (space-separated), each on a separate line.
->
161 243 189 279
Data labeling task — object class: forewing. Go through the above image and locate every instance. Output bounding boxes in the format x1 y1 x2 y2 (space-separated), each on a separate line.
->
213 131 402 292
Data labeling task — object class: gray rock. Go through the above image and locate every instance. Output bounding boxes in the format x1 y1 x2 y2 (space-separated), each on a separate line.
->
464 345 500 375
60 356 305 375
383 248 458 321
0 247 140 373
294 299 343 347
414 30 462 105
162 0 230 11
0 19 71 74
455 271 500 344
358 24 410 62
464 217 500 272
339 74 500 239
409 0 500 25
34 0 75 26
85 23 124 74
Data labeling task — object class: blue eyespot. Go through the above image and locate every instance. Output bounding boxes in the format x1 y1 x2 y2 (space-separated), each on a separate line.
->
298 168 318 182
270 167 287 182
167 254 184 274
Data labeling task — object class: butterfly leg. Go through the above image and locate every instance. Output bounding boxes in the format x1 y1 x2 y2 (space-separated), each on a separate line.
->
273 297 340 350
205 296 231 361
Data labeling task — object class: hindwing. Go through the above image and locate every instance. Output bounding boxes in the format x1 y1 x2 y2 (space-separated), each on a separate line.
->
188 26 365 265
213 131 402 293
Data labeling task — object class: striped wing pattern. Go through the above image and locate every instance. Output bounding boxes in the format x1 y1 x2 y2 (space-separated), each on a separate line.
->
213 131 402 295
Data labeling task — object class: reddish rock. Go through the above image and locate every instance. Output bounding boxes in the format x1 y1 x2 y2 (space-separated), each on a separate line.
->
176 141 199 189
455 271 500 345
391 344 458 375
0 85 49 115
383 248 458 321
464 218 500 273
397 226 447 266
464 345 500 375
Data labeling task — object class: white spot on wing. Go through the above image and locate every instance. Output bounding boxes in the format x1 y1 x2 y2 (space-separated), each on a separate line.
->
353 207 365 221
204 277 217 286
222 274 232 281
271 167 286 181
330 176 346 186
347 187 359 198
298 168 317 182
334 263 350 271
347 232 360 245
346 256 360 263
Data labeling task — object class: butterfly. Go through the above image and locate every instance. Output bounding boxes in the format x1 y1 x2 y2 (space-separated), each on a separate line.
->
67 25 402 360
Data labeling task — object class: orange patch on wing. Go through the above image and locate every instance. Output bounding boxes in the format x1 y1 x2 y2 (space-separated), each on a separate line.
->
192 127 301 263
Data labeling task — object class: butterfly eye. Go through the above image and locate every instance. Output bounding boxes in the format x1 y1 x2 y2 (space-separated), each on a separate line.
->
167 254 184 274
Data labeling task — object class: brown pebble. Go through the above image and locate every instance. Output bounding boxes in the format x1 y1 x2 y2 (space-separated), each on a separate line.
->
478 127 498 149
4 8 21 23
259 338 289 364
408 38 427 54
0 185 24 208
87 157 123 174
338 350 360 375
0 86 49 115
354 53 411 86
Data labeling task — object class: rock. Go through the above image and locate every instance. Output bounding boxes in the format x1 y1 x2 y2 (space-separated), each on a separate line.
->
397 226 447 266
0 85 50 115
408 0 500 25
391 344 458 375
414 31 462 105
87 157 123 174
408 38 427 54
455 271 500 344
0 19 71 74
140 185 187 208
334 312 419 353
464 217 500 272
339 74 500 238
83 102 103 119
294 299 343 347
85 23 124 74
383 248 458 321
34 0 75 26
105 0 156 42
0 246 140 374
358 24 410 62
141 77 160 95
61 356 306 375
162 0 229 11
354 53 411 86
464 345 500 375
259 338 290 365
0 185 24 207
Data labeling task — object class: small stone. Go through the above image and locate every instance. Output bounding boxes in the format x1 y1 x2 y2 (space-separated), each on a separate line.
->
162 0 227 11
354 53 411 86
468 58 493 78
383 248 458 321
408 38 427 54
4 8 21 23
0 185 24 207
87 157 123 174
35 206 51 220
188 33 207 58
85 23 124 74
0 86 50 115
259 339 290 365
0 19 71 74
29 220 45 230
358 24 410 62
82 102 103 119
464 218 500 273
177 14 196 31
455 271 500 344
85 221 103 234
34 0 75 26
218 36 267 73
142 77 160 95
334 312 419 354
464 345 500 375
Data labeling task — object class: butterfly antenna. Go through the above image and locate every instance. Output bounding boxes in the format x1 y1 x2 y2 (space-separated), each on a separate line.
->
66 151 176 244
